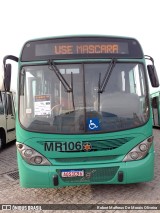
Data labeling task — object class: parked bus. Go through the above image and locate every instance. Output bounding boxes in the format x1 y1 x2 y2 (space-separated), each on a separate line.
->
0 90 16 150
3 36 159 188
150 91 160 127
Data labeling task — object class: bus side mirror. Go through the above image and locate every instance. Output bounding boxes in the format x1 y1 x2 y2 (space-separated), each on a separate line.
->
147 65 159 87
4 63 11 91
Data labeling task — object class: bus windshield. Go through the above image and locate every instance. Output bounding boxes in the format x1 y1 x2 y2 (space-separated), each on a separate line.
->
19 62 149 133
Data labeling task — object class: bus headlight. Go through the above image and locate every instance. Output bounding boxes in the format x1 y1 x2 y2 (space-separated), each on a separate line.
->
16 142 51 165
34 156 43 164
24 149 33 158
123 136 153 162
139 144 148 152
130 151 139 160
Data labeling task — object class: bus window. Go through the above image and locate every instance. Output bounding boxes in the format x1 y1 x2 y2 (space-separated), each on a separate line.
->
0 94 4 114
152 96 159 126
152 96 158 108
129 64 146 97
7 94 14 115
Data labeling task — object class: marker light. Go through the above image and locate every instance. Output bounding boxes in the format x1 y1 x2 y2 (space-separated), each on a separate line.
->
123 136 153 162
16 142 51 165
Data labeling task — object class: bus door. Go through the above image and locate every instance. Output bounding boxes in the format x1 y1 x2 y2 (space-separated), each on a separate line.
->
152 96 159 126
5 92 16 142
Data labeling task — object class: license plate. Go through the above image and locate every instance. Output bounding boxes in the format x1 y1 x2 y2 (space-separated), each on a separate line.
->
61 170 84 178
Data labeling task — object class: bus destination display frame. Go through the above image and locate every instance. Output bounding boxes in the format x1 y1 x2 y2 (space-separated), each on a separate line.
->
21 36 143 61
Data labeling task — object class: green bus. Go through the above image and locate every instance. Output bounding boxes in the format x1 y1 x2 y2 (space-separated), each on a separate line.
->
150 91 160 127
3 35 159 188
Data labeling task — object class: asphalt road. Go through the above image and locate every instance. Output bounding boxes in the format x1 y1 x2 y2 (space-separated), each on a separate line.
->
0 129 160 213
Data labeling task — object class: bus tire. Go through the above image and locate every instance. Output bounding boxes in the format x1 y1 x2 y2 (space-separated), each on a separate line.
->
0 130 6 150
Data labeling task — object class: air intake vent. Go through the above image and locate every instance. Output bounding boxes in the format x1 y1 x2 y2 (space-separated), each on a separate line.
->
86 137 134 151
39 137 134 152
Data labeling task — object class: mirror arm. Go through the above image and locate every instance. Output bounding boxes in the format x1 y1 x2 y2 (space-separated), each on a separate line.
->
144 55 154 66
3 55 19 66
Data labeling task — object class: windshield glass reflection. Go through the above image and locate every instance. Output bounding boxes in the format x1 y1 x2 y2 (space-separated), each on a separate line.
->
19 63 149 133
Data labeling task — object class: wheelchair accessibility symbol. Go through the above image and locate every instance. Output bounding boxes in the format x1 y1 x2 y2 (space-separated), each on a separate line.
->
87 118 100 131
89 120 98 129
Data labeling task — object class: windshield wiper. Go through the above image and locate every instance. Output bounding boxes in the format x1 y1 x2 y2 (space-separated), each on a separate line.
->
48 59 72 92
98 58 117 93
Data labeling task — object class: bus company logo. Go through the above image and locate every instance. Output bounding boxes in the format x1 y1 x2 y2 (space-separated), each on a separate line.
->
83 143 92 151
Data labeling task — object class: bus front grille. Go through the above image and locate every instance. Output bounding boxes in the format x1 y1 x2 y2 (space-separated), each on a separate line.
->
57 166 119 183
39 137 134 152
55 155 117 163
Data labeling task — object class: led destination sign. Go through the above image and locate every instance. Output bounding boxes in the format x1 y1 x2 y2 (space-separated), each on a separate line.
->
21 37 143 61
36 42 128 56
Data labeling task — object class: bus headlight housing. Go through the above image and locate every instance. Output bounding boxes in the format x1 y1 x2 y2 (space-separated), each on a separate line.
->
16 142 51 165
123 136 153 162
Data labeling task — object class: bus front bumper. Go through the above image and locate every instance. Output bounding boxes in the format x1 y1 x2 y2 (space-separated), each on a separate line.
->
17 151 154 188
